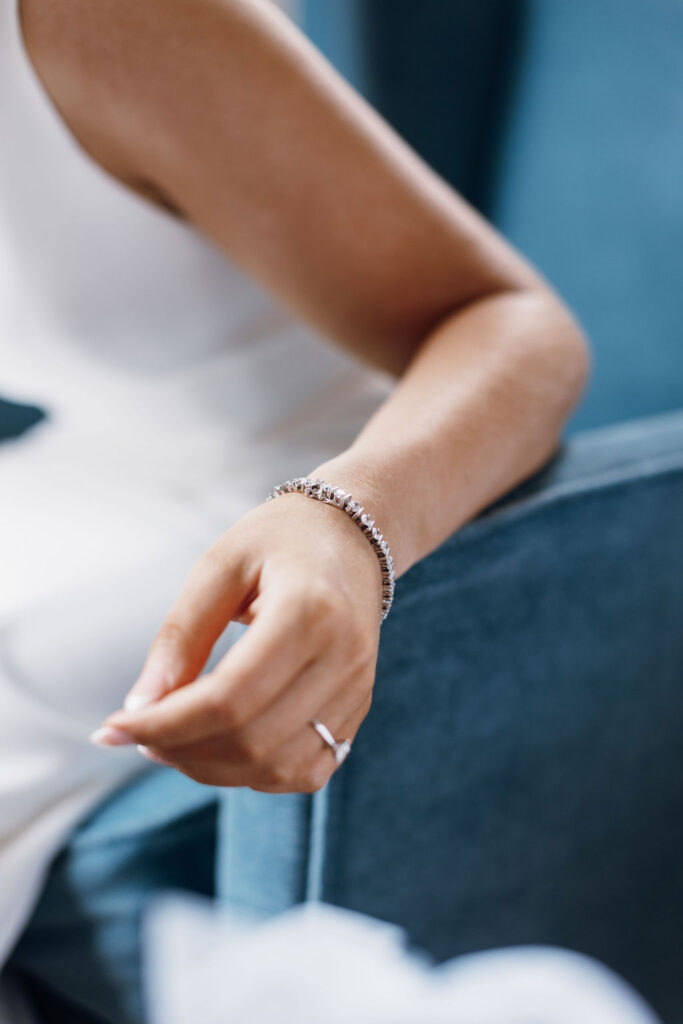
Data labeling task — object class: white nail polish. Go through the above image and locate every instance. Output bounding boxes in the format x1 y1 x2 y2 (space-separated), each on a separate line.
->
137 745 170 766
89 726 135 747
125 691 156 712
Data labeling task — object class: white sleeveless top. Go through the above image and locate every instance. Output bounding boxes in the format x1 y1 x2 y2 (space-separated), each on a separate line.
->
0 0 394 972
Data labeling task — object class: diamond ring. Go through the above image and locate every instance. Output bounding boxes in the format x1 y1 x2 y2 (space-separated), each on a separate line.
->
310 718 352 766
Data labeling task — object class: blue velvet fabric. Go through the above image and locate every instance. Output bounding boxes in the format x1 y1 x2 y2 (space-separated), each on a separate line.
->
9 410 683 1023
218 411 683 1023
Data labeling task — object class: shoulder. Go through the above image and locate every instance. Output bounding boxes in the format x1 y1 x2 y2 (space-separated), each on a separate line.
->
17 0 282 191
18 0 154 183
19 0 307 116
19 0 543 373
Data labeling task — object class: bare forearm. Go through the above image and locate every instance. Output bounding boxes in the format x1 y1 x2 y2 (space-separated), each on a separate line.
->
309 288 590 580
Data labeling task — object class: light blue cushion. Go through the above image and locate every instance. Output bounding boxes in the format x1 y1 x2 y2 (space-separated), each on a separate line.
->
9 770 218 1024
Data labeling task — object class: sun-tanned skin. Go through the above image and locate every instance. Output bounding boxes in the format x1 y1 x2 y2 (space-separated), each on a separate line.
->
21 0 590 794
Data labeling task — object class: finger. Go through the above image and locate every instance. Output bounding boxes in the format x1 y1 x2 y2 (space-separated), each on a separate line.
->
250 693 372 793
142 646 371 767
225 636 371 759
136 654 336 765
104 586 327 747
148 694 371 791
123 543 255 712
136 751 255 788
139 685 371 779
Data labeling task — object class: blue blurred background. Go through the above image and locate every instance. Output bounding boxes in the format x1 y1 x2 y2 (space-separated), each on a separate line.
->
302 0 683 432
2 0 681 441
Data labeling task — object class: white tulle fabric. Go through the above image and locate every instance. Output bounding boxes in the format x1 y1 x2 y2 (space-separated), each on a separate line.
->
145 899 660 1024
0 0 394 977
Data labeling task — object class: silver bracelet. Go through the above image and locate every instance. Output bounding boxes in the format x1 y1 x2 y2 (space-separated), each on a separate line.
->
265 476 395 623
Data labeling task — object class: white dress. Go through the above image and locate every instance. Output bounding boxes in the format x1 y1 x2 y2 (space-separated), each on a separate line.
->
0 0 394 973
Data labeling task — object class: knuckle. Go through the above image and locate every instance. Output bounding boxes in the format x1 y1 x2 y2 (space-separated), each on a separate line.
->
266 757 330 794
230 728 267 765
360 690 374 716
177 764 212 786
219 698 246 732
186 551 214 587
263 759 293 790
206 684 248 731
313 584 338 621
204 686 233 724
297 582 339 626
348 634 376 676
346 674 372 710
153 619 207 683
340 644 375 697
156 620 189 654
301 758 331 794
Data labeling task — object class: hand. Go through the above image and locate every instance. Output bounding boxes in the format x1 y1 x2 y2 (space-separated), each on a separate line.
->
92 489 383 793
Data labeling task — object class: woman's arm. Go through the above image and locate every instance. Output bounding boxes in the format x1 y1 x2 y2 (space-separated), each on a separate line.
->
308 287 586 579
23 0 588 577
25 0 589 786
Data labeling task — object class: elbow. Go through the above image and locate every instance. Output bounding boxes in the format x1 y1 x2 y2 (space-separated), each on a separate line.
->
553 298 592 409
512 287 592 465
467 283 592 426
471 284 592 467
540 291 592 427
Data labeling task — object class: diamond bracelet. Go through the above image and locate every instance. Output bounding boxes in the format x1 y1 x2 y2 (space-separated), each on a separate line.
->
265 476 395 623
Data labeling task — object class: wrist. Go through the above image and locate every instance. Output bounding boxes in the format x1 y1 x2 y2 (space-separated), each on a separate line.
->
305 451 412 581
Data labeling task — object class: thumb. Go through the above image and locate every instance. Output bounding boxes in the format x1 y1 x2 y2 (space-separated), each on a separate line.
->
123 546 255 712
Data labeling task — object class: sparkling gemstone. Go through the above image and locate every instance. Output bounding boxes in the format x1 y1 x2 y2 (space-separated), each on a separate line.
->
334 739 352 765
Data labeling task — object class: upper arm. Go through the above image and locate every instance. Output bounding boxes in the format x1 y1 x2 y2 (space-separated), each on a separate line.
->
21 0 545 375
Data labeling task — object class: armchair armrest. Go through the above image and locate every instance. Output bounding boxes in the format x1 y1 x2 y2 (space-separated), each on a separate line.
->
220 410 683 1021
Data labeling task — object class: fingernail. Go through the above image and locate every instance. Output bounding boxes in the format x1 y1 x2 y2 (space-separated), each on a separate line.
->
124 664 167 713
90 726 135 747
137 745 171 765
125 691 156 712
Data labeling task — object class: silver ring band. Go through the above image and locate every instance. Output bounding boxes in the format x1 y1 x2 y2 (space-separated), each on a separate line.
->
310 718 352 766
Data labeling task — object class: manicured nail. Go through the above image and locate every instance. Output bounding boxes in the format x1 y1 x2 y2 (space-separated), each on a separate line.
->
124 691 156 712
137 745 171 765
124 665 167 712
90 726 135 747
